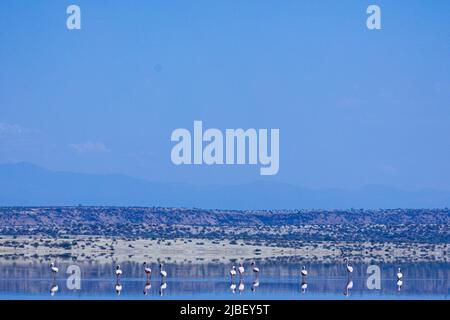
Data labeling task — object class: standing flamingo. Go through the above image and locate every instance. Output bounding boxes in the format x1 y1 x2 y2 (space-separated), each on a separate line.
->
50 263 59 280
238 262 245 279
159 263 167 280
251 261 260 279
115 265 123 279
143 262 152 279
396 267 403 280
301 265 308 279
230 266 237 281
343 258 353 276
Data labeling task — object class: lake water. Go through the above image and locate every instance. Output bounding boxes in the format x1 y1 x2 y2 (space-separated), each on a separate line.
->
0 259 448 300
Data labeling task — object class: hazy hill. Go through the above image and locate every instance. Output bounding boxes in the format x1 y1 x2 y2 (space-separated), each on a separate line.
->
1 162 450 209
0 207 448 226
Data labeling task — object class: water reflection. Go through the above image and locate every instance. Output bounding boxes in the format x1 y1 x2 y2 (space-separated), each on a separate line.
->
300 280 308 294
115 280 122 296
251 279 260 292
343 279 353 297
159 281 167 296
0 259 447 299
230 281 236 293
50 280 58 297
143 280 151 295
397 279 403 291
238 280 244 294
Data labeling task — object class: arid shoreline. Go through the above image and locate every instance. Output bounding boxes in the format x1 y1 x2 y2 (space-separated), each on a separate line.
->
0 235 447 264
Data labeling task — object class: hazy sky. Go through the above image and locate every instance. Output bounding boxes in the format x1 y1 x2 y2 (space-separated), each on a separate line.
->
0 0 449 190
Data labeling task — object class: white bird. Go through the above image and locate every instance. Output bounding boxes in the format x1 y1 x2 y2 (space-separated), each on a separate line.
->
251 262 260 275
238 263 245 278
301 265 308 278
252 261 259 273
344 258 353 275
143 262 152 279
230 266 237 280
159 263 167 279
115 265 123 278
397 267 403 280
115 281 123 295
50 263 59 279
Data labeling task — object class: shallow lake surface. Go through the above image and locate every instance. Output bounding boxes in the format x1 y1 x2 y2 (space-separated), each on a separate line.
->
0 259 448 300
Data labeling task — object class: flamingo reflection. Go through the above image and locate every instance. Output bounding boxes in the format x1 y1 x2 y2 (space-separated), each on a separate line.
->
251 279 260 292
301 280 308 294
143 280 152 295
159 281 167 296
238 280 245 294
343 278 353 297
50 280 59 296
230 281 237 293
115 280 123 296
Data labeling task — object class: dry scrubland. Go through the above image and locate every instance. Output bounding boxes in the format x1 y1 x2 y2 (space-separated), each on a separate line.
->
0 207 448 263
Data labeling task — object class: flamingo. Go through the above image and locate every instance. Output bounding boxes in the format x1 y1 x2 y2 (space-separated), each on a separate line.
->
251 262 260 278
143 262 152 279
230 266 237 281
301 265 308 279
238 262 245 278
159 263 167 280
396 267 403 280
115 265 123 279
343 258 353 276
50 263 59 280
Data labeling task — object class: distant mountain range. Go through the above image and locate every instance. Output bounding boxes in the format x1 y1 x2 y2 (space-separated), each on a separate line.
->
0 162 449 209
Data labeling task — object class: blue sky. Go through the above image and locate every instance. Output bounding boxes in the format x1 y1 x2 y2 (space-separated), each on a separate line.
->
0 0 449 190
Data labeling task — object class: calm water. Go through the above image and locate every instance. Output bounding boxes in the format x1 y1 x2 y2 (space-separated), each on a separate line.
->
0 259 448 300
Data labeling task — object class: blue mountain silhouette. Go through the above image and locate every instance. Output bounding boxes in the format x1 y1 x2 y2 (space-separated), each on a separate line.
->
0 162 449 209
